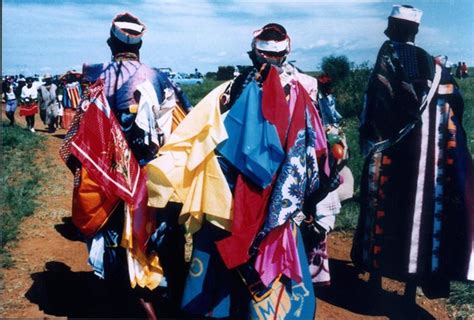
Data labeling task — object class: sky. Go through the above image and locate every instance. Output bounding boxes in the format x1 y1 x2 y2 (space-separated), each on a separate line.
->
2 0 473 76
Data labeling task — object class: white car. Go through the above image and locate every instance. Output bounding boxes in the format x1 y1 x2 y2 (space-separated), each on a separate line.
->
169 72 203 85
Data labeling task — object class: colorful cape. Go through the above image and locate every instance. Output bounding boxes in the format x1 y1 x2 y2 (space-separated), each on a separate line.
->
62 80 163 289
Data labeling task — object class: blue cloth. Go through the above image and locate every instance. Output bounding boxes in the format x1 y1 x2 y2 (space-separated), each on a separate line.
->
181 222 236 318
319 94 342 126
6 99 17 112
181 224 316 319
217 81 285 189
262 109 319 232
86 231 105 279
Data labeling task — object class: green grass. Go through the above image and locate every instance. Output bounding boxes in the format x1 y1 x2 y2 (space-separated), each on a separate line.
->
181 80 225 106
447 76 474 318
334 116 363 231
448 281 474 318
0 122 46 268
458 76 474 153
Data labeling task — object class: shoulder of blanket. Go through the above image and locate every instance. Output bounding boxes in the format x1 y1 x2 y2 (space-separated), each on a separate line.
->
150 67 176 89
378 40 395 56
82 62 107 82
414 45 432 60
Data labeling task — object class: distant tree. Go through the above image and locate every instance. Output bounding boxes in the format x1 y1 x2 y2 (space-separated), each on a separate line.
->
333 62 372 117
216 66 235 80
205 72 217 80
236 65 253 74
321 55 351 84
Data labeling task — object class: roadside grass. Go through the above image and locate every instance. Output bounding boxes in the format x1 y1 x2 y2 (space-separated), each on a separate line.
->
448 281 474 318
333 116 362 232
0 122 46 269
447 76 474 318
458 75 474 153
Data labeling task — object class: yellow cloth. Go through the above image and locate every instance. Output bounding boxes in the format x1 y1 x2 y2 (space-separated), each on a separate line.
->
122 205 164 290
146 81 233 234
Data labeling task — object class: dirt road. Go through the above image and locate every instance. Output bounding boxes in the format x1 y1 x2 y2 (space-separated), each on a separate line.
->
0 115 450 318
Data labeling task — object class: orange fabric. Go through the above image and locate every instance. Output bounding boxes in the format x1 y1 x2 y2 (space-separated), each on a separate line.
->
72 167 120 237
172 104 187 131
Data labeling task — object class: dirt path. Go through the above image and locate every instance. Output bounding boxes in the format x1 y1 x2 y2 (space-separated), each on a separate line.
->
0 114 451 318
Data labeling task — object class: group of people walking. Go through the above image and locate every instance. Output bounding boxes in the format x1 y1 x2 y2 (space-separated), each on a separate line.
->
52 4 473 319
455 61 469 79
2 72 82 133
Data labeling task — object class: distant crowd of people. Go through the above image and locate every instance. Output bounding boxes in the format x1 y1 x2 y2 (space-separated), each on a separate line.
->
2 71 82 132
454 61 469 79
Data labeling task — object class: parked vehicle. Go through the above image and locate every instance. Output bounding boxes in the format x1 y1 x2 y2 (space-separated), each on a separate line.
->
169 72 203 85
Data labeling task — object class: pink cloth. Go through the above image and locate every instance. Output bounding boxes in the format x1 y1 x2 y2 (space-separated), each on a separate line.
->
311 102 330 176
288 81 298 118
254 222 303 287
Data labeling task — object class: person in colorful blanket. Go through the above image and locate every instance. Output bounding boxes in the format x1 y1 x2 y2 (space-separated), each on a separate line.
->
146 23 339 318
352 4 474 311
60 12 191 318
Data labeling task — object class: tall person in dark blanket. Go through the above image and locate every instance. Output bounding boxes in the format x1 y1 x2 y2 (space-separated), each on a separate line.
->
352 4 474 313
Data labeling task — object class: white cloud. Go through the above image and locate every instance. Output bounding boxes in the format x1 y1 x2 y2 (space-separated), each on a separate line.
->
2 0 473 75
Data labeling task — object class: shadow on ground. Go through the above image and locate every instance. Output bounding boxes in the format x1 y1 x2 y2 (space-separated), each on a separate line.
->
51 133 66 140
54 217 85 243
25 261 148 318
26 221 437 318
315 258 436 319
26 218 177 318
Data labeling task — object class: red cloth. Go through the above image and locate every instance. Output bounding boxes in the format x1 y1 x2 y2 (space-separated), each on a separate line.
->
261 66 290 145
216 66 290 269
63 108 75 130
129 168 156 254
216 175 273 268
69 80 155 254
19 103 38 116
70 80 141 206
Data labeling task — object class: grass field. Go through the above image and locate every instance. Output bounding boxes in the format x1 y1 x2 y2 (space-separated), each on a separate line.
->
0 122 45 269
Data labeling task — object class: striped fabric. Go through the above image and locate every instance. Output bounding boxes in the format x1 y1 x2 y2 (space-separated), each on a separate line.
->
353 41 474 293
63 83 82 109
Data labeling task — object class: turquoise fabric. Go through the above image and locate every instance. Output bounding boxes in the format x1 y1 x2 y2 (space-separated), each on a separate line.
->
217 81 284 189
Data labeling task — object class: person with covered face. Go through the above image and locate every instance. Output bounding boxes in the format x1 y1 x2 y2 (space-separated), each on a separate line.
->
147 23 337 318
60 12 192 319
352 4 474 312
